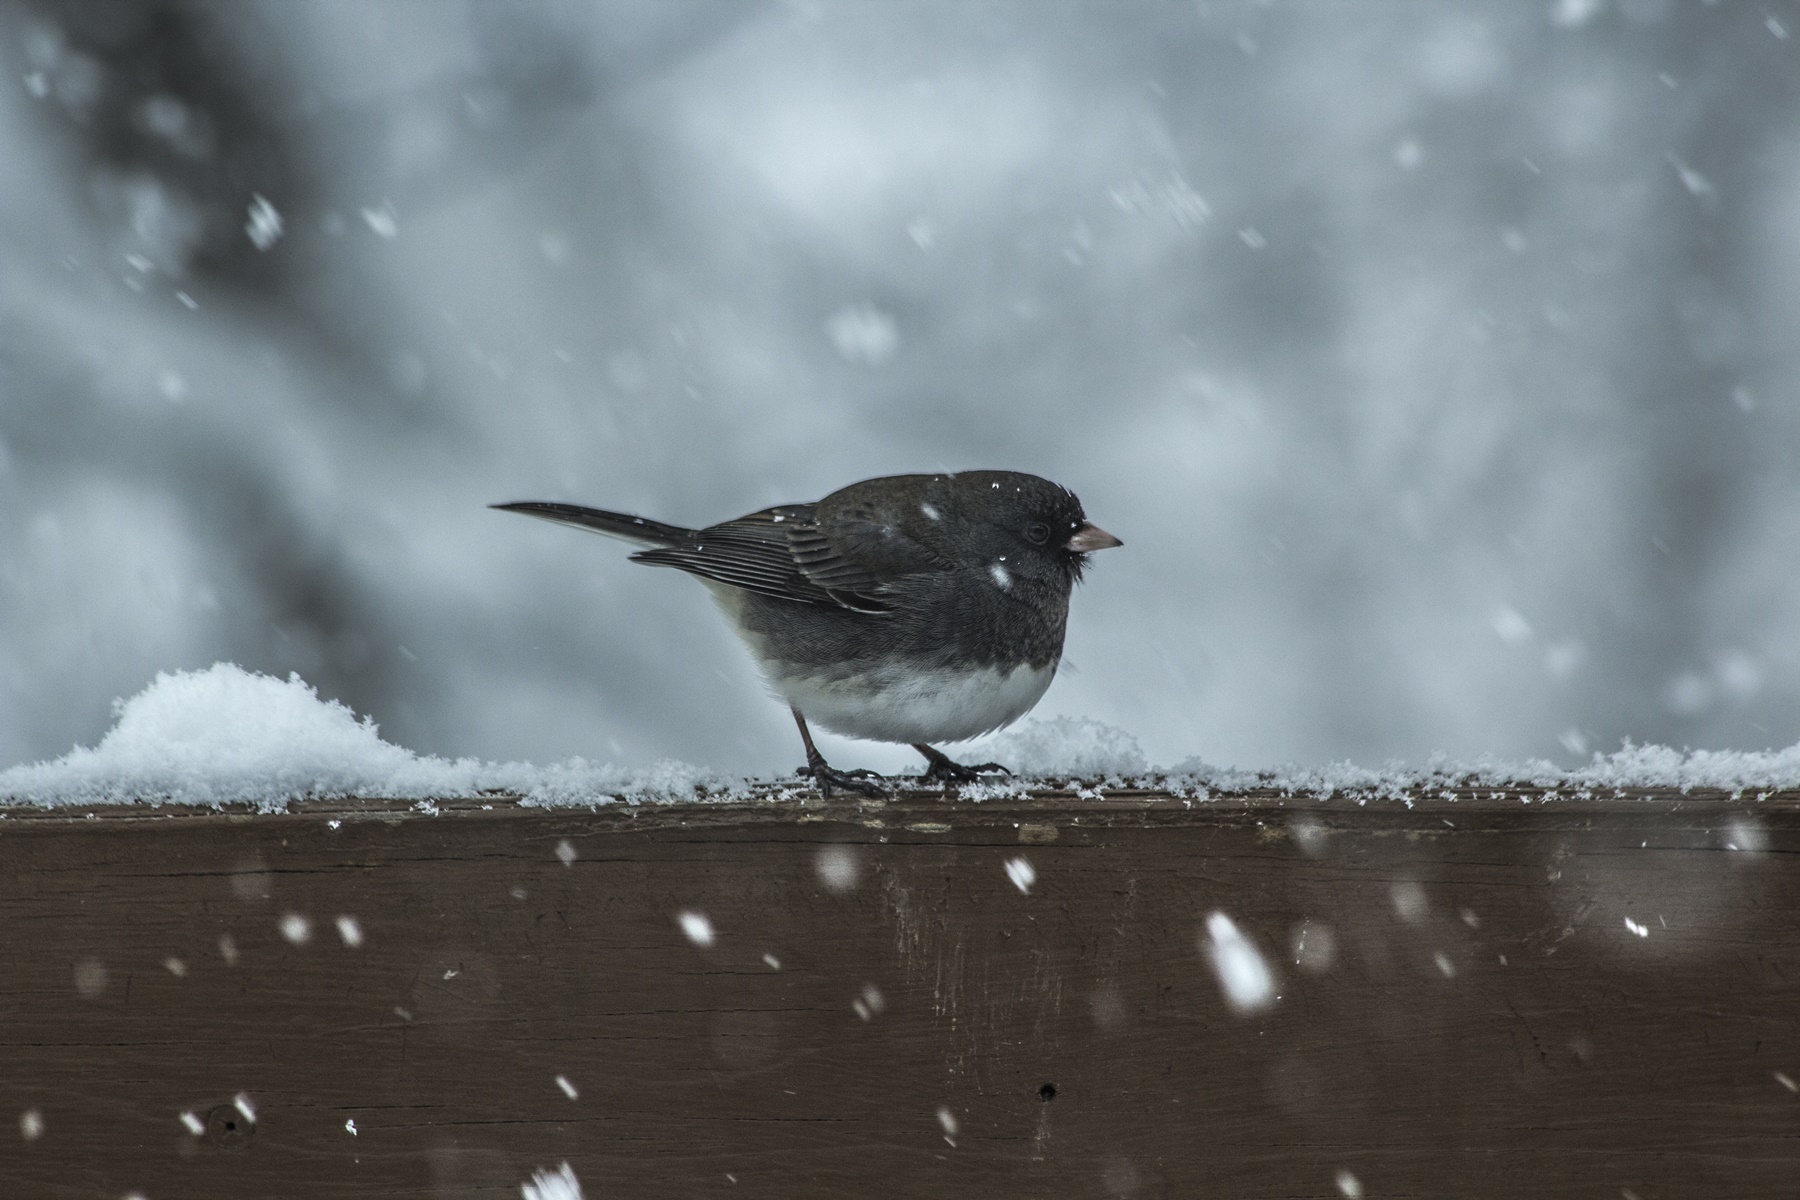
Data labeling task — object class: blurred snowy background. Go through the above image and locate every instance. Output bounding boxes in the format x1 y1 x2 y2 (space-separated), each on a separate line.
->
3 0 1800 777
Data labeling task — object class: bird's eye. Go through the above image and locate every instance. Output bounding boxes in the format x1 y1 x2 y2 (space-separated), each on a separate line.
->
1025 521 1051 545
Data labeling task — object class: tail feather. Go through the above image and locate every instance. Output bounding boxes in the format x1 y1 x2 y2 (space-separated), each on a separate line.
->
490 502 691 546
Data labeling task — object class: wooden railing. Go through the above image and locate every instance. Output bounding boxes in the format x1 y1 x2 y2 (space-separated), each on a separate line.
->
3 783 1796 1197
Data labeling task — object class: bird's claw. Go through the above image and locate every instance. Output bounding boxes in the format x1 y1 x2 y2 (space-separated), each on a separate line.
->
797 762 887 798
919 759 1012 785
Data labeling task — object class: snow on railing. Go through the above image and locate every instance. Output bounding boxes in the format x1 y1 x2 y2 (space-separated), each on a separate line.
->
4 663 1800 811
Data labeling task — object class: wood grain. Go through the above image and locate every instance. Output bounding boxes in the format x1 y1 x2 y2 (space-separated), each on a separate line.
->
2 787 1797 1197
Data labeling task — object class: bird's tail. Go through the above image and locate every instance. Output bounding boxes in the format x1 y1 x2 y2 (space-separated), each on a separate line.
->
489 502 691 546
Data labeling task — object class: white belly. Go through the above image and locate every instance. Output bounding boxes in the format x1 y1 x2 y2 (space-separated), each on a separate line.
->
770 660 1056 745
699 580 1056 744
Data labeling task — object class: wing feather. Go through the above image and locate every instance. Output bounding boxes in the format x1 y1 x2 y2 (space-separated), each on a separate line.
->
628 504 897 613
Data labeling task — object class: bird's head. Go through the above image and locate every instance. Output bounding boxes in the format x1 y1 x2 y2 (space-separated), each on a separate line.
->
942 470 1122 589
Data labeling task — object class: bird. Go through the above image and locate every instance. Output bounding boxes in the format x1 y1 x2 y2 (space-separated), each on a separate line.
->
492 470 1121 796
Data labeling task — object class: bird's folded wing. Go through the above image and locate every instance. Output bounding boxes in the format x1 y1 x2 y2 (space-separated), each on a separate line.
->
629 502 944 614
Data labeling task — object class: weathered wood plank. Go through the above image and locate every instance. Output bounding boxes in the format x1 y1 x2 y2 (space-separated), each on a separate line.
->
3 788 1797 1197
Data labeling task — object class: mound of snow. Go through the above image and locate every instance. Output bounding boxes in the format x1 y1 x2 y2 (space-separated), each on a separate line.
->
0 663 741 810
973 716 1148 779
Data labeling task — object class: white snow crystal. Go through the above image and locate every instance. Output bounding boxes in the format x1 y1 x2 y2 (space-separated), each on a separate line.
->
814 844 860 892
1775 1071 1797 1092
1204 911 1275 1014
19 1110 43 1140
1288 816 1330 858
1491 606 1533 645
989 562 1012 591
678 911 714 946
1624 917 1649 938
335 916 364 948
1004 856 1036 894
245 194 283 250
555 839 577 866
1335 1169 1363 1198
521 1162 584 1200
179 1110 204 1136
279 913 312 945
361 203 398 238
345 1118 358 1135
555 1075 579 1100
73 957 107 998
233 1093 256 1124
1291 921 1335 974
1727 819 1768 853
762 953 781 970
1551 0 1602 28
1390 882 1428 924
825 305 898 365
850 983 885 1021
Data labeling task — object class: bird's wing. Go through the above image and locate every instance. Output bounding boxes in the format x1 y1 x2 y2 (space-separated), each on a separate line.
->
629 496 947 614
626 504 886 613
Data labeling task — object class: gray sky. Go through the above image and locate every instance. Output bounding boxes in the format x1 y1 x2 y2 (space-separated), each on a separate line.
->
3 0 1799 776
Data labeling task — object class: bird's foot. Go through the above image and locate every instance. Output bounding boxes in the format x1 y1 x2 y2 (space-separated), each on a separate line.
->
913 744 1012 786
797 760 887 799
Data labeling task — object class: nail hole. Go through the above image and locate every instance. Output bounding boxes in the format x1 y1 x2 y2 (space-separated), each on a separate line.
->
1037 1082 1057 1102
205 1105 254 1151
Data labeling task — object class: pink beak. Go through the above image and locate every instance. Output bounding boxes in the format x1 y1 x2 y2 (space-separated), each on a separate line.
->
1067 522 1123 552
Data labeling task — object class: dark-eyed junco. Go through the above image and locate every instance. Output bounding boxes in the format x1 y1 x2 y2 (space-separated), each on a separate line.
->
493 470 1120 795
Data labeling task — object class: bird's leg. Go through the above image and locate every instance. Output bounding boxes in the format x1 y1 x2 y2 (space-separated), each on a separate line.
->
792 709 885 798
912 743 1012 785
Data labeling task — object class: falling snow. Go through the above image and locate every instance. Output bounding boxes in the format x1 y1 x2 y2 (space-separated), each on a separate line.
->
521 1162 584 1200
678 911 715 946
1205 911 1275 1014
815 844 860 891
244 193 283 250
1004 856 1036 894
